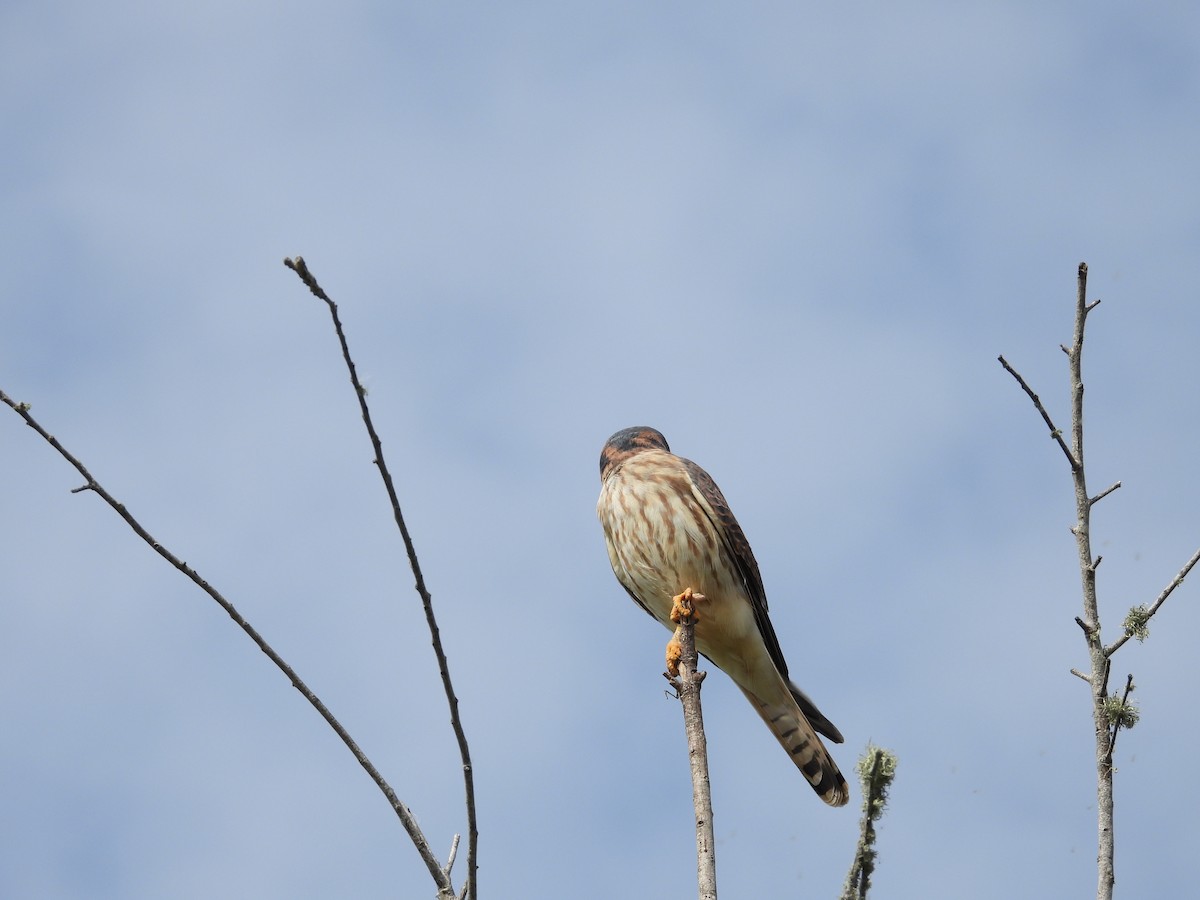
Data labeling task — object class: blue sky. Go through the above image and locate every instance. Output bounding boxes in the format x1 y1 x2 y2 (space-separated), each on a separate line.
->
4 2 1199 897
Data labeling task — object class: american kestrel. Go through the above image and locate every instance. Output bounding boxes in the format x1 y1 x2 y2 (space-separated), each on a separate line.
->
597 426 848 807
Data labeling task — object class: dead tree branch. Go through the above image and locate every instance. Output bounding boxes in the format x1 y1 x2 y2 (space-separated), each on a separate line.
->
840 744 898 900
1000 262 1198 900
1104 545 1200 657
0 388 459 900
664 588 717 900
284 255 477 899
996 354 1078 469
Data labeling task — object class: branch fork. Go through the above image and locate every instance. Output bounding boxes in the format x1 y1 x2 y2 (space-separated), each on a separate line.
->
1000 262 1198 900
2 257 480 900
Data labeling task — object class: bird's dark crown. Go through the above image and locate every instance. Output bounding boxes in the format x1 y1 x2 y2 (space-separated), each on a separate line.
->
599 426 670 478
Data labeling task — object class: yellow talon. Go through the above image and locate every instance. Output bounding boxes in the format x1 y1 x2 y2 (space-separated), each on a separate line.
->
665 636 683 677
670 587 705 623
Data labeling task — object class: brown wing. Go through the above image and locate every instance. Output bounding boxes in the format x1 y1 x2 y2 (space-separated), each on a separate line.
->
679 457 791 680
682 456 845 744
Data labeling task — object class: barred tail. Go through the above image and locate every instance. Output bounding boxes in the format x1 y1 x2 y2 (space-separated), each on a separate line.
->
741 687 849 807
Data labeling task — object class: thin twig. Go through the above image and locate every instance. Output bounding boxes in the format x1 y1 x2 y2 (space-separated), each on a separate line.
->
665 589 717 900
284 256 478 899
0 388 456 898
444 833 461 879
1108 675 1136 755
997 354 1079 470
1089 482 1122 506
1104 544 1200 657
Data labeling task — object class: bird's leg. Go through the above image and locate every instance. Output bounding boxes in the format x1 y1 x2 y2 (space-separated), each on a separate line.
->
666 588 705 677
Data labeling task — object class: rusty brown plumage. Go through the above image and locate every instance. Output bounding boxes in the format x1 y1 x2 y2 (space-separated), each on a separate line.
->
597 426 848 807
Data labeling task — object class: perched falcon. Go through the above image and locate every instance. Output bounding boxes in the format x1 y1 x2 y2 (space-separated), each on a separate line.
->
597 426 848 807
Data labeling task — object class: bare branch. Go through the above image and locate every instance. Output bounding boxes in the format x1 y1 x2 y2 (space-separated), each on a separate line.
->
665 589 717 900
1090 482 1122 506
284 256 478 899
444 833 461 880
1009 262 1198 899
1008 263 1128 900
997 355 1079 469
1055 262 1121 900
0 387 456 897
1104 544 1200 657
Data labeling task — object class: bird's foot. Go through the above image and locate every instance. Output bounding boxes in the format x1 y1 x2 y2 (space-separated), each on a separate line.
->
666 588 704 677
669 588 705 624
665 636 683 678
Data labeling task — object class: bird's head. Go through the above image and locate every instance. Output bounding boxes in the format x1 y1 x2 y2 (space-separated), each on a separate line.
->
599 426 670 480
